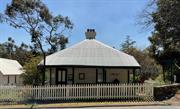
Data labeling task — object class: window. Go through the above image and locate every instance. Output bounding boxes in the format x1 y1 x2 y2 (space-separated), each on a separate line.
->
57 70 66 82
79 73 85 80
98 73 103 83
97 69 105 83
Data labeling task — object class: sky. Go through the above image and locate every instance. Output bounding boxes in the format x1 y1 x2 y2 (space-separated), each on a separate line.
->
0 0 152 49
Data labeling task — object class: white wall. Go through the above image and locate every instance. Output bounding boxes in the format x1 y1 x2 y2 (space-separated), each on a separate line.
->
0 72 7 85
0 72 23 85
47 67 129 84
74 68 96 84
106 68 128 83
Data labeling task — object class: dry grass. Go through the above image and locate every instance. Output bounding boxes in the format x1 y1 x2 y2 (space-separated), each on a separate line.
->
0 101 165 108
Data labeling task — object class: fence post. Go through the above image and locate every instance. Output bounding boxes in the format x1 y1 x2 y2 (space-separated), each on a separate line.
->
97 84 99 99
66 85 69 100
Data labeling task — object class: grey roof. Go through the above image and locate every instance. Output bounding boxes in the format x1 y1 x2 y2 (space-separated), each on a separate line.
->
0 58 23 75
39 39 140 67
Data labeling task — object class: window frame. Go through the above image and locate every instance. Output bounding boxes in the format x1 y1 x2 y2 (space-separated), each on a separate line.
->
79 73 85 80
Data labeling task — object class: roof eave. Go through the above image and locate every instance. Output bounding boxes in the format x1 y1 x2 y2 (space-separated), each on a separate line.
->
38 64 141 69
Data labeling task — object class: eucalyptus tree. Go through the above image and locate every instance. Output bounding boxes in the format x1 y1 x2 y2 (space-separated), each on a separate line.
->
0 0 73 84
139 0 180 82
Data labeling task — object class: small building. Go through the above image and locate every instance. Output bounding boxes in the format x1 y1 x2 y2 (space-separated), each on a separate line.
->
39 29 140 85
0 58 23 85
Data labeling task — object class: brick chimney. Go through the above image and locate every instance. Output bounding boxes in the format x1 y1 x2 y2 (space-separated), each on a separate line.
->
85 29 96 39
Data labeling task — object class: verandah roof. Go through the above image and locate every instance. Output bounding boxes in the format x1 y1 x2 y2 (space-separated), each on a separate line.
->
39 39 140 68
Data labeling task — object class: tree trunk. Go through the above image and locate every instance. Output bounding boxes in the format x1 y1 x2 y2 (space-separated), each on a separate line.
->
37 39 46 85
42 52 46 85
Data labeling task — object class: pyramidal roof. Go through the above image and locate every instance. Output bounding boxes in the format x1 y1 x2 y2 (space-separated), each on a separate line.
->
0 58 23 75
39 39 140 68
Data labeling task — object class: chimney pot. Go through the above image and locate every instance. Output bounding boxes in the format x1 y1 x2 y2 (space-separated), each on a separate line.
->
85 28 96 39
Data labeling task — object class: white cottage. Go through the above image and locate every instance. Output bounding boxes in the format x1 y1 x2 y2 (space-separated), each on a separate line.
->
0 58 23 85
39 29 140 85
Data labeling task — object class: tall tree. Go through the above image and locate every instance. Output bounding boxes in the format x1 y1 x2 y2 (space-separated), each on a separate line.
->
0 0 73 84
120 35 136 53
140 0 180 82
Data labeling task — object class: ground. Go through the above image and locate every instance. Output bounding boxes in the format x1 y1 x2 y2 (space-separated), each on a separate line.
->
164 93 180 106
0 93 180 109
83 106 180 109
0 102 167 109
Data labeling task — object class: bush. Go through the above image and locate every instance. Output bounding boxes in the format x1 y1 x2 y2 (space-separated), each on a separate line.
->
21 56 43 85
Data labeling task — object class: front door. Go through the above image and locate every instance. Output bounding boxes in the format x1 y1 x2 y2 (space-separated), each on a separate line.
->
56 68 67 85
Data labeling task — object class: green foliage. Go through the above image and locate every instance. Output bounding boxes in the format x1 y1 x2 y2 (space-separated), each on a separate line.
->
148 0 180 63
141 0 180 59
154 74 165 84
120 36 136 52
21 56 42 85
120 36 162 82
0 0 73 54
140 0 180 82
131 48 162 81
0 37 33 65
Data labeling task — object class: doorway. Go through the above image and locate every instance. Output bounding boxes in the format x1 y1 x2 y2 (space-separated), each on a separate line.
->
56 68 67 85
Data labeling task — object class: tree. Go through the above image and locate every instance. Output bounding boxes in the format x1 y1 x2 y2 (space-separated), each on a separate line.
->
47 35 68 54
140 0 180 82
120 36 162 82
3 37 16 59
120 36 136 53
0 37 33 65
0 0 73 84
21 56 42 85
0 44 6 58
14 42 34 65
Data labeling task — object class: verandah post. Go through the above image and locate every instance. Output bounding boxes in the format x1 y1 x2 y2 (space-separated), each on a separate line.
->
128 69 130 83
133 69 135 83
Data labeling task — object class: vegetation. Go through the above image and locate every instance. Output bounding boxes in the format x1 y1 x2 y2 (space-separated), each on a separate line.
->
0 0 179 84
120 36 162 82
0 0 73 54
0 0 73 85
140 0 180 82
21 56 42 85
0 37 33 65
0 0 73 84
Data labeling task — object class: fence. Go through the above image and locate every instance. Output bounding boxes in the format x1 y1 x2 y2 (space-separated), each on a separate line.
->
0 83 154 102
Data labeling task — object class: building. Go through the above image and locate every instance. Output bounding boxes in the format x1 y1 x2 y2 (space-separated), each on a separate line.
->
39 29 140 85
0 58 23 85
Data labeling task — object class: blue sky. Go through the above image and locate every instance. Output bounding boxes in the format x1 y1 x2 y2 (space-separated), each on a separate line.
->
0 0 151 49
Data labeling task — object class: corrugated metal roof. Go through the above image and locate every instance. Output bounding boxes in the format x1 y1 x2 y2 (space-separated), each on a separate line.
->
0 58 23 75
39 39 140 67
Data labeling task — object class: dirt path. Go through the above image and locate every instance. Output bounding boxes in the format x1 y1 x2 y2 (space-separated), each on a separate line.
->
166 93 180 106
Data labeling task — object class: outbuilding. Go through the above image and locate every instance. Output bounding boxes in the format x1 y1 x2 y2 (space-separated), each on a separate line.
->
0 58 23 85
